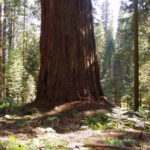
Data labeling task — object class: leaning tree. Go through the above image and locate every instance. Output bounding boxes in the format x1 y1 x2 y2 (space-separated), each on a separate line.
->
34 0 105 109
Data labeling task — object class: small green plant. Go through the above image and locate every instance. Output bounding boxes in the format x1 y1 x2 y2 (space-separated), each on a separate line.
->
98 114 109 120
0 102 10 109
15 120 29 127
0 97 14 110
104 137 135 147
104 121 117 129
29 107 40 114
6 135 29 150
123 138 135 143
92 123 104 130
146 127 150 133
0 141 4 149
139 107 150 119
82 115 103 126
117 128 125 132
46 116 59 121
44 146 69 150
82 114 115 130
0 97 13 105
69 109 78 117
124 120 136 128
106 138 124 147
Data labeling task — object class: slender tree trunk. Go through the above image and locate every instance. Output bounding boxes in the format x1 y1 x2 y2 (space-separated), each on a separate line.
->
133 0 139 111
3 1 6 97
113 57 122 107
114 83 121 107
22 0 26 103
35 0 104 108
0 1 3 99
12 5 16 49
0 1 6 99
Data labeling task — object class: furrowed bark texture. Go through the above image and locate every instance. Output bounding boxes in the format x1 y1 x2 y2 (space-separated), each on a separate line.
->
35 0 104 107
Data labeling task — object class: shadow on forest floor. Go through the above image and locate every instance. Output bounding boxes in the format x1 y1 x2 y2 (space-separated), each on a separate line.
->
0 101 150 150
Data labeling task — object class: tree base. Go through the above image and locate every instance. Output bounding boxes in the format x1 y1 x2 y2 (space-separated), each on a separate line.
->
21 97 115 115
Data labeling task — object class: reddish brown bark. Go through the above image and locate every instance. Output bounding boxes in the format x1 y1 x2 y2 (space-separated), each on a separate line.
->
35 0 104 108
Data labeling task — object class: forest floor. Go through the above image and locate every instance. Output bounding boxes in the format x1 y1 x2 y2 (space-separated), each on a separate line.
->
0 101 150 150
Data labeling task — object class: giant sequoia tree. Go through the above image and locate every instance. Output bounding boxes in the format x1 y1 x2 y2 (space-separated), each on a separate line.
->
35 0 104 108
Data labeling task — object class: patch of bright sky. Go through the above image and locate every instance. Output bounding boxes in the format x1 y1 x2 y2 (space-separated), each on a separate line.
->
29 0 121 36
109 0 121 34
95 0 121 36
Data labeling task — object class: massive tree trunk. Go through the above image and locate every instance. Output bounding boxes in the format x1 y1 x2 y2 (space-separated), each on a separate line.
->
35 0 104 108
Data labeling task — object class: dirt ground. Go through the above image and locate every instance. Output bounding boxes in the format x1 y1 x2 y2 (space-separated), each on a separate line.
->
0 101 150 150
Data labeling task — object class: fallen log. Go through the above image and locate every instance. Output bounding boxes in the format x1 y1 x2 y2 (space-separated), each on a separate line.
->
84 144 134 150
